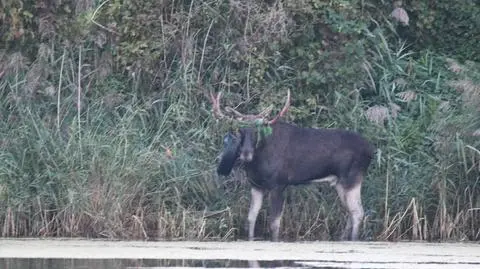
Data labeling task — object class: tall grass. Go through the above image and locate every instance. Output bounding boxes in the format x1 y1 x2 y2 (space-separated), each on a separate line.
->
0 1 479 242
0 44 239 239
356 29 480 241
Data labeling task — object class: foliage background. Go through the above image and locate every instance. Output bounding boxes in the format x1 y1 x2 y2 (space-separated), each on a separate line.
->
0 0 479 241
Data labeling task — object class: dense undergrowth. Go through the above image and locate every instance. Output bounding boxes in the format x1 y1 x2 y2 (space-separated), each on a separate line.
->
0 0 479 241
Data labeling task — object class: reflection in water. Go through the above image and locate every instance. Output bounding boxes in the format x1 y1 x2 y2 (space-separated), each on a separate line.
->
0 258 310 269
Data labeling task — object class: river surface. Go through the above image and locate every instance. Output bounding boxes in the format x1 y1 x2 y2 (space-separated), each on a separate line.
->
0 239 479 269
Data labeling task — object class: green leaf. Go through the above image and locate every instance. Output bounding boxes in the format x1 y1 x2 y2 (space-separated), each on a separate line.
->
22 11 34 19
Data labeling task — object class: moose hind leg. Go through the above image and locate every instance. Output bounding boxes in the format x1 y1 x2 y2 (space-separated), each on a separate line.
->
246 187 264 241
269 187 285 242
335 183 352 240
344 181 364 241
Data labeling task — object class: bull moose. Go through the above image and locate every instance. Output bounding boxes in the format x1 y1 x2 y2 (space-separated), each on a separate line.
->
211 90 375 241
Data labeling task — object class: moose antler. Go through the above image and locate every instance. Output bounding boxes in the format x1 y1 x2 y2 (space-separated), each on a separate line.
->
210 91 226 119
210 89 291 125
266 89 290 125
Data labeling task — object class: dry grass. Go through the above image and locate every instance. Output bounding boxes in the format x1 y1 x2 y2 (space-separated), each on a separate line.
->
391 7 409 26
449 79 480 108
364 103 401 126
396 90 417 102
446 58 465 74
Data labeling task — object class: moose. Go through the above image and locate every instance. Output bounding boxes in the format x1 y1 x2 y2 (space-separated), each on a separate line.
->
211 90 375 241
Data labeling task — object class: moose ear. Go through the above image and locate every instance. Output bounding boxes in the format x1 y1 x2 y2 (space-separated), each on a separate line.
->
217 131 241 176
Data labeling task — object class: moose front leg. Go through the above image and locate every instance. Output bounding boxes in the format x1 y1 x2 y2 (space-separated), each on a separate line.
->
269 186 285 242
246 187 264 241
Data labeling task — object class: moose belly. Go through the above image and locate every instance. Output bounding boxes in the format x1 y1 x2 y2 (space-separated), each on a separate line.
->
284 174 338 186
286 159 337 184
310 175 338 186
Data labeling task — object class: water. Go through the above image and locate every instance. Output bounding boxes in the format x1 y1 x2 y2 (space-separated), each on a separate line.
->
0 258 302 269
1 239 479 269
3 258 480 269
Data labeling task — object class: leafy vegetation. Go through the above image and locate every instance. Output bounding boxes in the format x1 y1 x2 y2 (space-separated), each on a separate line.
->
0 0 479 241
